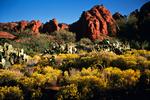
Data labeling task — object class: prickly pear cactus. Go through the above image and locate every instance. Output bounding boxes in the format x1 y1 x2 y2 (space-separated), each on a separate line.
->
0 43 29 68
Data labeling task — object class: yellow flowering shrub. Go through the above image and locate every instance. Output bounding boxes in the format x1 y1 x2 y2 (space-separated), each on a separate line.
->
60 67 107 98
19 77 37 88
81 67 101 76
31 72 47 87
122 69 140 88
103 67 141 89
57 54 80 60
0 86 24 100
103 67 122 88
10 64 25 71
125 50 150 58
42 66 62 84
0 69 23 86
59 67 108 99
28 66 62 87
57 84 80 100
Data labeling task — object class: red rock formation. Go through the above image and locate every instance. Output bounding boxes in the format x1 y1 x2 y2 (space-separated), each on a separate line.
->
59 23 69 30
70 5 117 40
0 22 18 32
19 20 28 32
0 20 42 36
0 31 16 39
42 19 60 33
28 20 42 35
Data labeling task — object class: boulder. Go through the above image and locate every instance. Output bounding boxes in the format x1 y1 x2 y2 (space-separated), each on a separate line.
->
0 31 16 39
59 23 69 30
42 18 60 34
70 5 118 41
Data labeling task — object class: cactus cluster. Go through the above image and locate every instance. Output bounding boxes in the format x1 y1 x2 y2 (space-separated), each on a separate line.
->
0 43 29 68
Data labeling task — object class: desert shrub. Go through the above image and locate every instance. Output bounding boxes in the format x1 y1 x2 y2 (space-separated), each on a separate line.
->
31 72 47 87
96 51 117 67
60 56 96 70
78 38 93 46
12 30 31 38
30 89 42 100
80 67 101 76
51 30 76 43
103 67 122 89
41 66 62 86
103 67 140 89
0 69 23 86
125 50 150 58
19 66 62 88
76 38 94 53
10 64 25 71
77 75 107 99
59 50 149 71
60 51 117 70
19 77 37 89
60 67 107 99
111 55 138 70
56 84 80 100
57 54 80 60
61 67 104 85
10 34 51 54
140 69 150 87
111 50 150 70
19 77 42 99
130 40 149 50
121 69 140 88
0 39 10 45
0 86 24 100
78 56 97 68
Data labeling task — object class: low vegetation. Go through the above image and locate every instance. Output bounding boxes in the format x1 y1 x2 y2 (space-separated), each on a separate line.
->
0 41 150 99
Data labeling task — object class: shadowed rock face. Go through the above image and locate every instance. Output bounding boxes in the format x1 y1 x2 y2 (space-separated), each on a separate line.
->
138 1 150 41
113 12 125 20
42 19 60 34
70 5 118 40
41 19 69 34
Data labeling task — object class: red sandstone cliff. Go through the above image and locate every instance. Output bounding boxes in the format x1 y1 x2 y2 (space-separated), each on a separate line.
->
70 5 118 40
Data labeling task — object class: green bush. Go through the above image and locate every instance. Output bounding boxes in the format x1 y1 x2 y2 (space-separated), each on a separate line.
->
51 30 76 43
10 34 51 54
78 38 93 46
